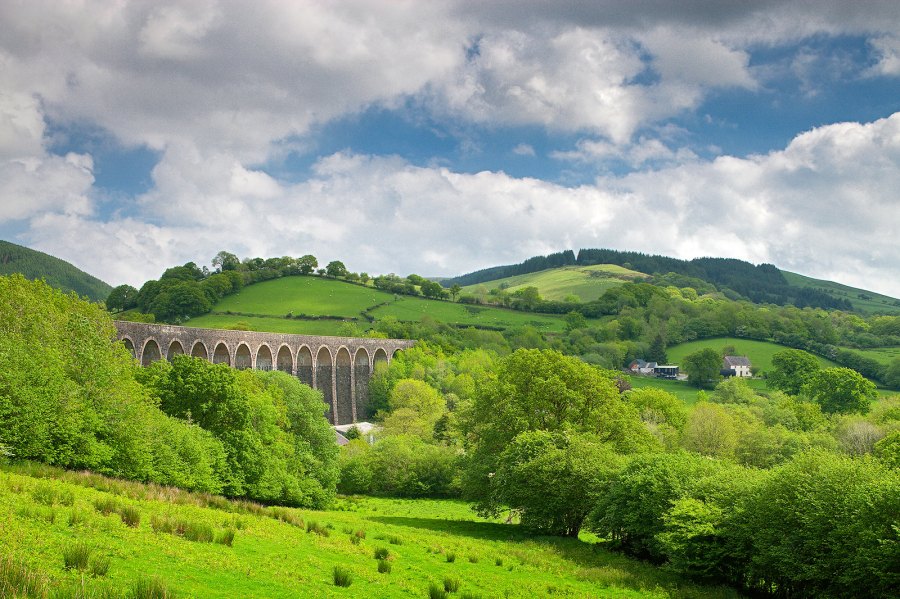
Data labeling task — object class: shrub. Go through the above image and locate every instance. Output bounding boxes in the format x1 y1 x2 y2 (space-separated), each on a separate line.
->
332 566 353 587
377 559 391 574
130 576 176 598
445 551 456 563
0 556 47 597
182 521 214 543
373 547 390 560
63 543 92 571
120 505 141 528
94 497 119 516
90 555 111 577
428 582 448 599
215 528 235 547
444 577 461 592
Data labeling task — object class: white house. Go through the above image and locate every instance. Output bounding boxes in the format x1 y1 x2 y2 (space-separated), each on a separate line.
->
723 355 752 377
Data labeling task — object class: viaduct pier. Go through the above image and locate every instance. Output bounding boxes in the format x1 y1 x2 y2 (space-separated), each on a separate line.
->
114 321 415 426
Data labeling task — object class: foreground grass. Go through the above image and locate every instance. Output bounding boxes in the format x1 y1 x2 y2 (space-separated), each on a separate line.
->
0 462 738 598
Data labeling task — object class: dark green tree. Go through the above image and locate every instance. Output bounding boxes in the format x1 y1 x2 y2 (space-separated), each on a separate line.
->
682 348 722 388
325 260 348 278
106 284 138 312
768 349 821 395
211 250 240 272
297 254 318 275
804 367 876 414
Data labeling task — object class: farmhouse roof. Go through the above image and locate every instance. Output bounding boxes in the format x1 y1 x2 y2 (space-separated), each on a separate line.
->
723 355 752 368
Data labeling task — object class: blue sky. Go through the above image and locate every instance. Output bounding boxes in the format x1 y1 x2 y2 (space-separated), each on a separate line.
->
1 1 900 295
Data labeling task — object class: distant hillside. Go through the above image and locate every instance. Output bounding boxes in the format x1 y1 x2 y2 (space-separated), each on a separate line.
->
0 240 112 301
461 264 648 302
445 248 899 313
782 270 900 315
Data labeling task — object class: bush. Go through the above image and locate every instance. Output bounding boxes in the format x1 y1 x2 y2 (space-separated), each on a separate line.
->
90 555 111 577
373 547 390 560
130 576 176 598
377 560 391 574
445 551 456 563
215 528 236 547
120 505 141 528
428 582 448 599
332 566 353 587
63 543 92 571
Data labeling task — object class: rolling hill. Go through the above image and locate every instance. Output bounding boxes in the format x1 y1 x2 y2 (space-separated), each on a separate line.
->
461 264 648 302
0 240 112 302
184 276 571 335
782 270 900 315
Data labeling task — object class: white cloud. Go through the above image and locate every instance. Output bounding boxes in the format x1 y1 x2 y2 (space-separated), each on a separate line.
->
868 35 900 76
512 143 535 156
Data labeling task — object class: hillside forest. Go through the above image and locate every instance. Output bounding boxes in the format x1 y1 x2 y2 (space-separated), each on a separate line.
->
2 257 899 597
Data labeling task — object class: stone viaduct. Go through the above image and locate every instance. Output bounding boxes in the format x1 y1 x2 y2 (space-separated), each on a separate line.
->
114 321 415 426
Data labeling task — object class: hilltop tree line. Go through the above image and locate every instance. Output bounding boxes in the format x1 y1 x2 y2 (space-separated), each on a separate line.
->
1 275 338 507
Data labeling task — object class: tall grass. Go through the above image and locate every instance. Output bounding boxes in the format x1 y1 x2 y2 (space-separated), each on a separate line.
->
332 566 353 587
63 543 92 571
130 576 177 598
0 555 47 597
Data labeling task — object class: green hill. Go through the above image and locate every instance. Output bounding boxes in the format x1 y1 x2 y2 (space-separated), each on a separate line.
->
0 463 729 598
185 275 570 335
461 264 648 302
782 270 900 315
0 240 111 301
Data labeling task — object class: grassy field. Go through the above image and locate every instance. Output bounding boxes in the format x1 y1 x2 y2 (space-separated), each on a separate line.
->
781 270 900 315
208 277 392 318
666 337 837 376
0 462 738 599
838 346 900 366
461 265 648 303
184 276 572 335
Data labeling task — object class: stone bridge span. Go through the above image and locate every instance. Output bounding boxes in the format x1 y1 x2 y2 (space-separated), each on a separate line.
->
114 321 415 425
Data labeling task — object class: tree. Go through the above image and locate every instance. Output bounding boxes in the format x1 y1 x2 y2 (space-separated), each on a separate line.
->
420 279 445 299
647 334 667 364
491 431 623 536
325 260 348 278
380 379 446 440
681 402 737 458
512 286 541 309
883 357 900 389
106 284 138 312
297 254 318 275
464 349 655 512
682 348 722 388
450 283 462 302
804 367 877 414
768 349 820 395
211 250 240 272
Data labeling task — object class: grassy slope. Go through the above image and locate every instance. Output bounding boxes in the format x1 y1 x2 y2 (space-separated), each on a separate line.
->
461 264 648 302
0 240 112 302
184 276 571 335
781 270 900 315
666 337 837 375
839 346 900 366
0 464 736 599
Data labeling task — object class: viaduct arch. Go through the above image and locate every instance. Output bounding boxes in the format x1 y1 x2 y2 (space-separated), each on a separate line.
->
115 321 415 426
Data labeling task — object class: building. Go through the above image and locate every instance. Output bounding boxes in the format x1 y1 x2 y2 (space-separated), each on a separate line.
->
654 365 679 379
628 359 658 375
723 355 752 377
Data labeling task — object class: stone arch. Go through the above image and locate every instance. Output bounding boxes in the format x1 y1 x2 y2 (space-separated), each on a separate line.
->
191 341 209 361
213 342 230 366
167 340 185 360
335 347 353 425
391 348 403 360
256 344 273 371
354 348 372 420
296 346 313 387
316 346 334 424
122 337 135 358
276 345 293 374
373 347 388 367
235 343 252 370
141 338 162 367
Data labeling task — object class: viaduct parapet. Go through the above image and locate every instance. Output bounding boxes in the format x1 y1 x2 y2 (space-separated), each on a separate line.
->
114 321 415 426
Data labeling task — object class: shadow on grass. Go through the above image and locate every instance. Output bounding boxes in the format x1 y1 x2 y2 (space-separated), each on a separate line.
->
367 516 528 542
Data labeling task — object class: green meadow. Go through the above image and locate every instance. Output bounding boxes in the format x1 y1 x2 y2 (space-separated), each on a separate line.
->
184 276 572 334
0 463 736 599
462 264 647 302
666 337 837 375
781 270 900 315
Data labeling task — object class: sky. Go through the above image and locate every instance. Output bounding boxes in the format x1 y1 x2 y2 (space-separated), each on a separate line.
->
1 1 900 296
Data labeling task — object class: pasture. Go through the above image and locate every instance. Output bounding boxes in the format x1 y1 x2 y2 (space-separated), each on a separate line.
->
0 462 737 598
666 337 837 375
461 264 647 303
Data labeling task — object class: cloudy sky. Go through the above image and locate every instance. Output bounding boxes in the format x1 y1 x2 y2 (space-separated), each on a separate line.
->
2 1 900 295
